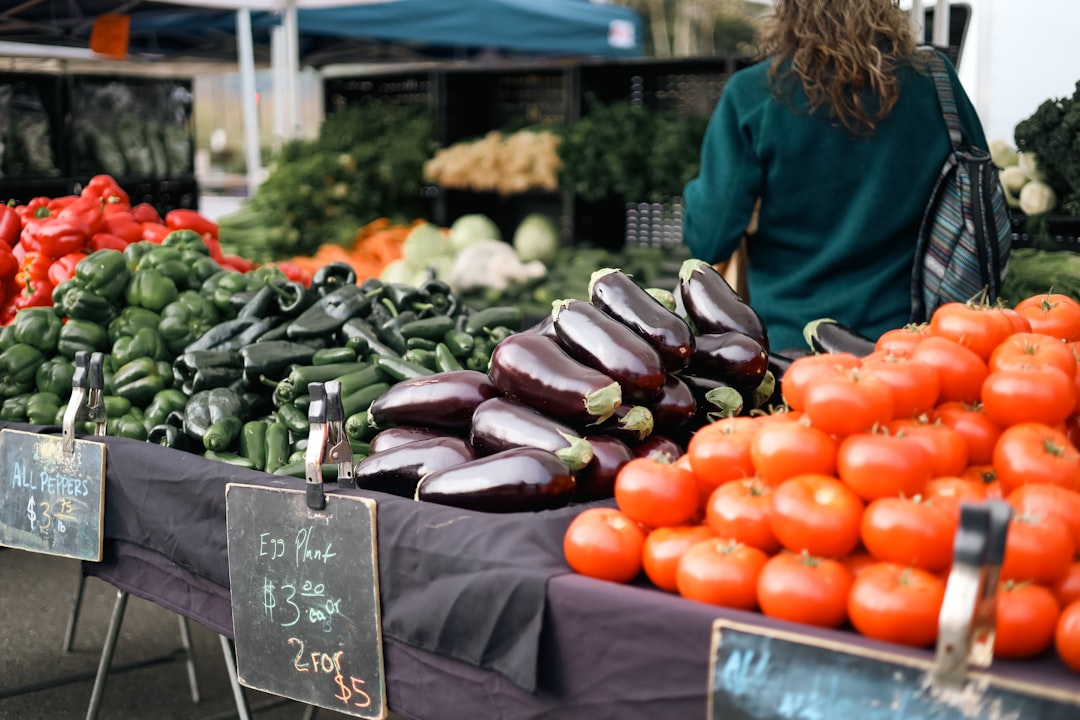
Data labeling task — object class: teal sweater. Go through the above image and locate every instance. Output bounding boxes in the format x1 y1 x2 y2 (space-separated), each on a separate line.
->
683 52 988 352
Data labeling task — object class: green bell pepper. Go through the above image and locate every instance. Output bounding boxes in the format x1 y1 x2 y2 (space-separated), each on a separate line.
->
161 229 209 256
26 392 61 425
12 307 61 353
112 357 167 407
208 271 249 314
0 393 30 422
107 306 162 344
57 319 110 359
58 285 119 324
144 388 188 428
36 356 75 396
74 249 131 302
0 343 45 397
158 291 221 353
125 268 179 313
111 326 169 367
0 324 16 352
123 241 158 271
109 413 148 441
189 255 223 289
140 247 193 291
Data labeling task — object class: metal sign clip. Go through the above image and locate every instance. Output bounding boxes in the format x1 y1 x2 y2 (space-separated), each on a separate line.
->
303 380 354 509
61 351 107 455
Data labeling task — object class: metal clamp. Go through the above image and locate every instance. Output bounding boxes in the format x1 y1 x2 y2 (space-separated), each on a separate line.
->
932 499 1012 688
303 380 355 510
61 351 107 455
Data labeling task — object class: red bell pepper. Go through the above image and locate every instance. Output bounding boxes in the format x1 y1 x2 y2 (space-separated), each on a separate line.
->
221 254 254 273
141 222 171 244
0 246 18 286
103 199 133 216
57 196 107 236
132 203 163 225
24 218 90 258
103 212 144 243
18 197 51 220
81 174 130 205
0 202 21 248
14 275 54 311
15 252 52 290
165 209 219 238
90 232 128 252
47 195 78 215
273 261 312 287
48 251 87 286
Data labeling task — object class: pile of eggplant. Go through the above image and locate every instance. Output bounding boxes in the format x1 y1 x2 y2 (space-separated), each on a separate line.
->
350 258 776 514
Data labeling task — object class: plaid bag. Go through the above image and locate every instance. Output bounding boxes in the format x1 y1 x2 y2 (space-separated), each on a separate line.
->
909 47 1012 323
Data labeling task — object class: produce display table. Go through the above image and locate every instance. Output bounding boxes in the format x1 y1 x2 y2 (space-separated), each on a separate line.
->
7 422 1079 719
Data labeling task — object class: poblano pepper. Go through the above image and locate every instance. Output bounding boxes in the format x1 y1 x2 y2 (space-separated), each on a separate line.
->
12 307 61 353
125 268 179 312
285 284 369 340
36 356 75 396
74 249 130 302
0 343 45 397
183 386 243 443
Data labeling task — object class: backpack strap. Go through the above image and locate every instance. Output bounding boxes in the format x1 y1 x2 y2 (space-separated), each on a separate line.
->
919 46 963 150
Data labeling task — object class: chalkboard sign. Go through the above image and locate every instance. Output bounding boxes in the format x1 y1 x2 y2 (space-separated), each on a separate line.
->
707 619 1080 720
225 483 386 719
0 429 105 561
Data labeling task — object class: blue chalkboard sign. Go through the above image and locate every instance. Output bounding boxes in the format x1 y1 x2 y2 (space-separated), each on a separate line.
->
225 483 386 719
707 619 1080 720
0 429 106 561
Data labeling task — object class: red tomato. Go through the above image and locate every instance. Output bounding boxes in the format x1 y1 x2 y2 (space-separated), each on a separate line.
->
929 302 1015 360
909 336 989 404
1014 293 1080 342
675 538 768 610
1056 600 1080 672
1001 512 1075 585
756 552 854 628
994 423 1080 495
989 332 1078 377
860 354 940 420
842 551 877 577
705 479 778 553
924 476 988 518
749 419 837 484
962 464 1003 499
563 508 646 583
860 496 957 572
874 324 930 357
981 365 1077 428
932 401 1003 466
614 456 700 529
686 419 757 496
802 368 894 437
641 525 715 593
847 563 946 647
994 582 1061 659
837 432 932 501
1000 307 1033 335
888 419 969 479
780 352 862 412
1006 483 1080 552
770 474 864 558
1052 563 1080 608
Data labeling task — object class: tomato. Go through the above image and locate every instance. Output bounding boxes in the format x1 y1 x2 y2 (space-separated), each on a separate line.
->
1001 512 1075 584
1052 563 1080 608
1006 483 1080 553
837 431 932 501
860 354 940 420
981 365 1077 428
994 582 1061 660
563 508 646 583
614 456 700 529
929 302 1015 360
1056 600 1080 672
780 352 862 412
675 538 768 610
686 419 758 497
770 474 863 558
860 497 957 572
994 422 1080 495
989 332 1078 377
874 323 930 357
705 479 778 553
756 552 854 628
749 419 837 484
641 525 715 593
932 401 1003 465
961 464 1003 498
1014 293 1080 342
909 336 989 404
888 419 969 479
802 368 894 437
924 476 989 518
847 563 946 647
1000 307 1033 335
842 551 877 577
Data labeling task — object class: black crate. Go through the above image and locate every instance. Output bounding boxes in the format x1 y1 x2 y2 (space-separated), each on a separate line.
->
0 73 65 180
577 57 741 117
323 71 435 114
0 177 75 206
441 67 571 145
117 175 200 216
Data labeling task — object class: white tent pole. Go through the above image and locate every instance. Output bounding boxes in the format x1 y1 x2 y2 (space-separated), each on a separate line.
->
283 0 301 138
236 8 263 196
932 0 951 47
910 0 924 38
270 23 286 151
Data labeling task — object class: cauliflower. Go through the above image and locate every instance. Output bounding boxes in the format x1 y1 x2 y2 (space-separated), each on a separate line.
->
447 239 546 293
1019 180 1058 216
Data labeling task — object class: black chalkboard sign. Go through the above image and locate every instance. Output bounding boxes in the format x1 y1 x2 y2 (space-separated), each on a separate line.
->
707 619 1080 720
0 429 105 561
225 483 386 719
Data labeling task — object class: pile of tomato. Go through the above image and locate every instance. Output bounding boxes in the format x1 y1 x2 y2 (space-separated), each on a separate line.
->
563 292 1080 672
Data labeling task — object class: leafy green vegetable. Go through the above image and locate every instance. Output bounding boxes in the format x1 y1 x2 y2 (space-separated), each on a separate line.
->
1014 81 1080 216
1001 247 1080 306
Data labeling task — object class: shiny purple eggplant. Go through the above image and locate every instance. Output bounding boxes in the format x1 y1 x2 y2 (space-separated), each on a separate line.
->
589 404 654 444
369 426 460 454
649 374 697 431
367 369 499 432
574 435 634 502
353 436 475 498
678 259 769 350
688 331 769 392
469 397 594 472
633 434 684 461
415 447 576 513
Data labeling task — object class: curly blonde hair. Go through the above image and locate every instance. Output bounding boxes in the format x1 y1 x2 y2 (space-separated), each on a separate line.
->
757 0 919 133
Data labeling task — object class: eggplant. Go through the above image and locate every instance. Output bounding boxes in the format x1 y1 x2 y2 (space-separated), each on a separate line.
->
678 259 769 350
589 405 654 444
803 318 876 357
552 298 666 403
633 434 684 461
469 397 594 472
589 268 696 371
489 333 622 425
369 426 460 454
415 447 576 513
649 374 697 431
367 369 499 432
352 436 475 498
575 435 634 502
522 313 560 340
681 374 746 426
688 331 769 392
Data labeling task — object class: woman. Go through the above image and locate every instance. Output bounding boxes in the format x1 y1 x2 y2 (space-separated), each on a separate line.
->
682 0 989 352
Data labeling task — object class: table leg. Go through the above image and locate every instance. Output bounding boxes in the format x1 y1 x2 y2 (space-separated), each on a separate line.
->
178 615 201 703
63 573 87 652
84 588 128 720
219 634 253 720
